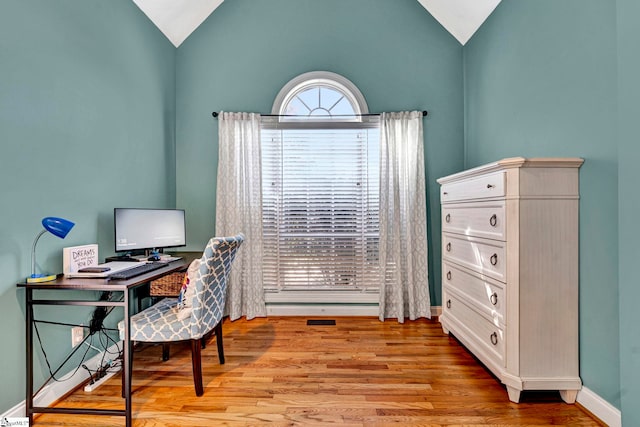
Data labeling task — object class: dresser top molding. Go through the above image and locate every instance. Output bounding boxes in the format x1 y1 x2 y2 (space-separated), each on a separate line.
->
437 157 584 185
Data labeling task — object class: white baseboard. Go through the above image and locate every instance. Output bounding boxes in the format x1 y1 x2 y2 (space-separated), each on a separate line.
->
1 343 121 419
265 304 442 318
1 401 25 419
264 290 379 304
577 386 621 427
266 304 379 316
431 305 442 318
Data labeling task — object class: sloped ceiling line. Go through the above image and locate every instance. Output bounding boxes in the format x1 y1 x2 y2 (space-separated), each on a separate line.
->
132 0 224 47
417 0 501 45
132 0 501 48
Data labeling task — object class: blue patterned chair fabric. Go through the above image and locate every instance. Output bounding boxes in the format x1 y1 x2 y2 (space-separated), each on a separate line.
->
127 233 244 396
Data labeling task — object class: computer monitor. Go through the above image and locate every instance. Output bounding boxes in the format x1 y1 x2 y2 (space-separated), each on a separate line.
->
114 208 186 254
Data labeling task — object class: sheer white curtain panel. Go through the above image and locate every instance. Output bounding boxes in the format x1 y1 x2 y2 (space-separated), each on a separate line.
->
378 111 431 322
216 112 267 320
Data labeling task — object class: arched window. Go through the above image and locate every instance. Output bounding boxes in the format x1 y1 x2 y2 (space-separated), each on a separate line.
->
261 72 380 307
271 71 369 122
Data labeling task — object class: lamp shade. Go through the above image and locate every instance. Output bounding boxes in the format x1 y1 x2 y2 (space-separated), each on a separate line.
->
42 217 75 239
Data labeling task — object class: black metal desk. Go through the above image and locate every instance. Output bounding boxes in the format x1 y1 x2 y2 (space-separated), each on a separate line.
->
17 258 193 427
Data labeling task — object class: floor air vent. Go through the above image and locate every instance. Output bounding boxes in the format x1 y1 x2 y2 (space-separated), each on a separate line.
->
307 319 336 326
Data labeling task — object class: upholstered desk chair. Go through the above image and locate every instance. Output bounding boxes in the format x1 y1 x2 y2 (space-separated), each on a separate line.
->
126 234 244 396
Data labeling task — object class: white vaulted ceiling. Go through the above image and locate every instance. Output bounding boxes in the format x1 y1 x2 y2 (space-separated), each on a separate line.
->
131 0 224 47
417 0 501 45
132 0 501 48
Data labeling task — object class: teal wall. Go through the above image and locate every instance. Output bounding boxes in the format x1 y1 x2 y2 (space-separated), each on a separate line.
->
617 0 640 424
464 0 620 410
2 0 633 421
175 0 465 308
0 0 175 412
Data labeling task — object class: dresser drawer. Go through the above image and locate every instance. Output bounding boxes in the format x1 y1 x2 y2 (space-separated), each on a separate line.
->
443 262 505 325
442 234 506 283
442 202 506 241
440 171 505 202
442 291 505 366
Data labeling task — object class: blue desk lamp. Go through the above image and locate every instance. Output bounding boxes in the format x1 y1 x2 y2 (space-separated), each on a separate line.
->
27 216 75 283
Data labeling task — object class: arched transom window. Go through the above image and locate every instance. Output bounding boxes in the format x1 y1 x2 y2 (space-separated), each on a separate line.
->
271 71 369 122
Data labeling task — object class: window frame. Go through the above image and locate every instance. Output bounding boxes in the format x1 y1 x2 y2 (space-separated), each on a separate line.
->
262 72 380 304
271 71 370 122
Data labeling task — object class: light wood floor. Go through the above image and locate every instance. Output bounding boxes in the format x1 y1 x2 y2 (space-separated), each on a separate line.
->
37 316 602 426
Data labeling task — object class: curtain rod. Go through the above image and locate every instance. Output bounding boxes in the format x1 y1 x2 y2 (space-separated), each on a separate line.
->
211 111 428 118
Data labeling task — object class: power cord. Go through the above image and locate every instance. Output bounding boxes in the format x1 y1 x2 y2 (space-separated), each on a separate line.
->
32 290 124 393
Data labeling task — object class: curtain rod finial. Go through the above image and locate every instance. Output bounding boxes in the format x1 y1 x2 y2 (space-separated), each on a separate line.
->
422 110 428 117
212 111 219 118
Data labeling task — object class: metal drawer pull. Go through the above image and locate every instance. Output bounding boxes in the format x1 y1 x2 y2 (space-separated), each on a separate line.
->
446 242 451 252
445 213 451 223
490 253 498 266
489 214 497 227
490 332 498 345
487 184 495 189
490 292 498 305
443 191 448 195
446 271 452 280
446 299 451 309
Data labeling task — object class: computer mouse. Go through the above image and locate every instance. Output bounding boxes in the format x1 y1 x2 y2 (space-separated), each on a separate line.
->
148 255 160 261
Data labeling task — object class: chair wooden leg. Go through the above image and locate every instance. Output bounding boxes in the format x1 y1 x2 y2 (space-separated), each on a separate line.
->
162 343 170 361
215 321 225 365
190 339 204 396
200 329 214 349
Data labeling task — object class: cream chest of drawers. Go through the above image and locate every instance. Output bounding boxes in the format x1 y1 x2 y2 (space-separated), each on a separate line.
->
437 157 583 403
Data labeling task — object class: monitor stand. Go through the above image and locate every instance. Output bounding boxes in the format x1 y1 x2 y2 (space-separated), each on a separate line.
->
106 249 167 263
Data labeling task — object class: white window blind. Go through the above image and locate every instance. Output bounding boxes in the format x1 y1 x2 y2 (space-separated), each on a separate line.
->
261 120 380 292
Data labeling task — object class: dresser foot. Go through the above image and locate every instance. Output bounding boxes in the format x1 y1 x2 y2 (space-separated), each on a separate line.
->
559 389 578 404
506 386 521 403
441 324 449 335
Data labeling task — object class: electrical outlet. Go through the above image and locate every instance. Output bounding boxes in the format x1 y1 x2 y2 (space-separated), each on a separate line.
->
71 326 84 347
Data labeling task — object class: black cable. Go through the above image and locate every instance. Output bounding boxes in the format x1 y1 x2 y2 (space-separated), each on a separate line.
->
90 333 109 379
89 292 112 334
33 319 88 329
32 319 92 396
87 292 124 378
31 290 125 394
82 329 123 386
99 327 121 355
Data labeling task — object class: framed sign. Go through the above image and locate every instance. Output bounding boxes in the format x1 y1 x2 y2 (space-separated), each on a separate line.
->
63 244 99 275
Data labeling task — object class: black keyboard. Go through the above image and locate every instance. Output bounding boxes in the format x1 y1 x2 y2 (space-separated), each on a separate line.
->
109 262 165 280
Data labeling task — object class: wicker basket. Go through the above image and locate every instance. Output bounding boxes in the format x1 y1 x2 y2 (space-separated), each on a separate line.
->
150 272 185 297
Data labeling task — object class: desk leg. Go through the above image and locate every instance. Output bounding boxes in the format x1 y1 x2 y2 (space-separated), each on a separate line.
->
123 288 133 427
25 288 34 424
